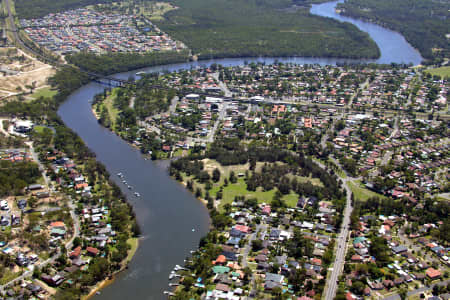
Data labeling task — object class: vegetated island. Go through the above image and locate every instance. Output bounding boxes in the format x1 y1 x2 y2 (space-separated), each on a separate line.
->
336 0 450 64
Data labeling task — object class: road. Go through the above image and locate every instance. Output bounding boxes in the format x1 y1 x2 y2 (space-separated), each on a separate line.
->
211 72 232 97
348 78 369 107
0 119 10 136
321 113 343 149
313 157 357 300
380 117 399 166
26 141 50 187
323 177 353 300
242 224 266 297
383 279 450 300
386 116 399 141
169 96 179 113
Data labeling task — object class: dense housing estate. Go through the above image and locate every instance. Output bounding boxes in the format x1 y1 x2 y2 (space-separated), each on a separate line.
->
21 8 185 55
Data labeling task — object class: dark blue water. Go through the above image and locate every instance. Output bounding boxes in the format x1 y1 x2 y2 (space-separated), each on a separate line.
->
58 1 422 299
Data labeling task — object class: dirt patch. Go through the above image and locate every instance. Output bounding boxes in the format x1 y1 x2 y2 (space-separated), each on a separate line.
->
0 48 55 97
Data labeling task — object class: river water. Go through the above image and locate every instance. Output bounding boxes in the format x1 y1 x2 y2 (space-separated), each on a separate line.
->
57 1 422 299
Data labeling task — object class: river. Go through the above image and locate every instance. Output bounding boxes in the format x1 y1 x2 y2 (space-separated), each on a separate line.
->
57 1 422 299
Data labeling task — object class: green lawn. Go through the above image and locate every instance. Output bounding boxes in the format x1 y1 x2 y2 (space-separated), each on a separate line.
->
31 87 57 99
33 125 47 134
126 237 139 264
0 269 21 285
425 66 450 79
216 178 299 210
348 180 386 202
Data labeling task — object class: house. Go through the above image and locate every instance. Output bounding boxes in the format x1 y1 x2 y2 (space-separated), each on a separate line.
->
351 255 363 262
69 246 81 259
264 272 284 290
426 268 441 279
51 228 66 237
392 245 408 254
214 255 227 265
394 277 404 285
383 279 394 289
41 274 65 286
86 246 99 257
215 283 231 292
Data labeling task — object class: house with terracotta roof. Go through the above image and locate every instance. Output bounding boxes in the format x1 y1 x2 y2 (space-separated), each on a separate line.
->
69 246 81 259
214 255 227 265
426 268 441 279
86 246 99 257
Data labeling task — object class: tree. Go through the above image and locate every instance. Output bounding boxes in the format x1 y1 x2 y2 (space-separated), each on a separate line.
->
195 187 202 198
183 276 194 291
251 239 263 251
212 168 221 182
229 171 237 183
370 236 391 267
72 237 82 248
399 288 408 300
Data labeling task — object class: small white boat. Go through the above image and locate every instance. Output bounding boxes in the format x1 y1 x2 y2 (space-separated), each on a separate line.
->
134 192 140 197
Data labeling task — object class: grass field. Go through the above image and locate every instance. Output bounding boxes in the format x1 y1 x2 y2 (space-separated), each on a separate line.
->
99 89 120 127
215 178 299 210
33 125 46 134
126 237 139 264
31 87 57 99
425 66 450 79
348 180 386 202
0 269 21 285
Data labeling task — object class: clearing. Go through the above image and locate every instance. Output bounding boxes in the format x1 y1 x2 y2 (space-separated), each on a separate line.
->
0 47 55 99
425 66 450 79
348 180 386 202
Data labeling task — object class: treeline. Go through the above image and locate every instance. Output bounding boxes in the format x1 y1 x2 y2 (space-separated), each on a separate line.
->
156 0 380 59
337 0 449 61
66 51 190 75
0 160 41 196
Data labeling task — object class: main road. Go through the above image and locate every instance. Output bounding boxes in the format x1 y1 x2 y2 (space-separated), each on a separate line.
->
323 177 352 300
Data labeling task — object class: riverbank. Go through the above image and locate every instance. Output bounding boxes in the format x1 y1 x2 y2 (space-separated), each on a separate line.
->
83 237 140 300
335 0 448 61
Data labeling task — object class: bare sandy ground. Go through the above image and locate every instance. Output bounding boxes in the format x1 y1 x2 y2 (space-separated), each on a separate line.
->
0 48 56 98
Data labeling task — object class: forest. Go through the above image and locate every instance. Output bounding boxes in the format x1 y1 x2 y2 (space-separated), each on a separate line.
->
0 160 41 196
15 0 113 18
155 0 380 59
337 0 449 61
66 50 190 75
